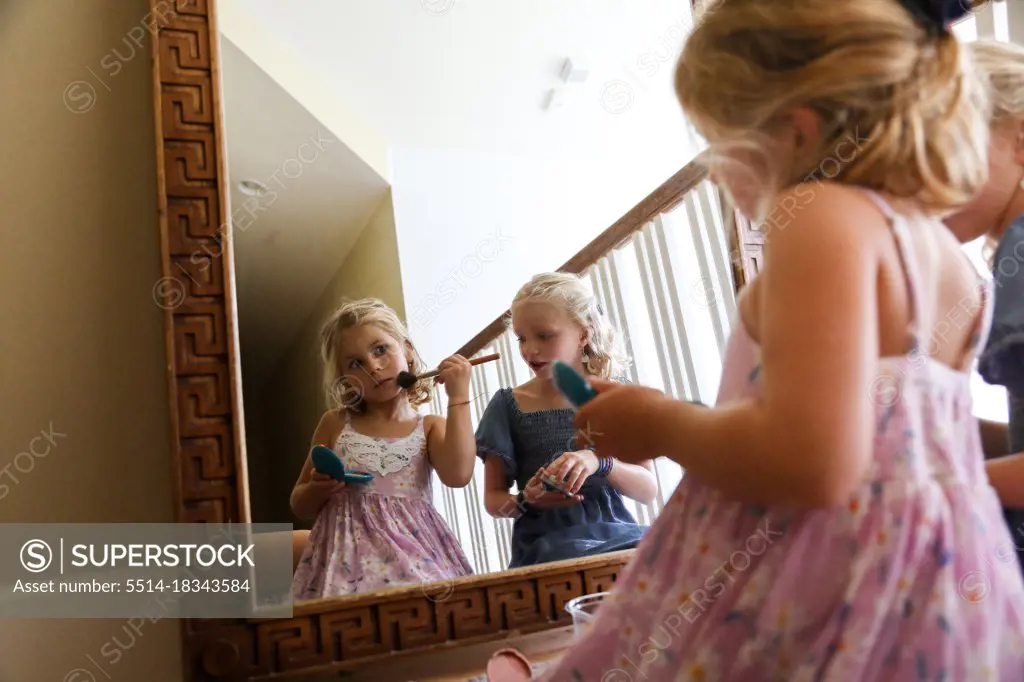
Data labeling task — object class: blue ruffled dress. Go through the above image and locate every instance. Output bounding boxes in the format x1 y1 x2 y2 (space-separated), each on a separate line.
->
475 387 648 568
978 215 1024 574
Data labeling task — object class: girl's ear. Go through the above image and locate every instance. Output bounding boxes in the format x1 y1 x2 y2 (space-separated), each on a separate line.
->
787 106 821 161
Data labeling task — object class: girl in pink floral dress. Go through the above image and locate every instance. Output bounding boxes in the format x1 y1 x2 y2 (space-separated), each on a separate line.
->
492 1 1024 680
290 298 474 599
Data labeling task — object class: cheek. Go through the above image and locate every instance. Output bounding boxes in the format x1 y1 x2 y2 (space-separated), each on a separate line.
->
945 195 993 243
947 156 1019 242
391 351 409 371
558 336 580 356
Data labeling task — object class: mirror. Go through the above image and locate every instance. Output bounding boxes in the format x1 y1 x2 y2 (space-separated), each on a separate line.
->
147 3 1024 677
213 0 729 609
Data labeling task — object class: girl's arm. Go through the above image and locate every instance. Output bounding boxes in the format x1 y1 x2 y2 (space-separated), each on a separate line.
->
658 187 881 507
987 453 1024 508
426 355 477 487
290 411 345 521
482 457 583 516
980 419 1011 459
586 186 885 508
545 450 657 504
425 403 476 488
482 457 524 518
605 459 658 504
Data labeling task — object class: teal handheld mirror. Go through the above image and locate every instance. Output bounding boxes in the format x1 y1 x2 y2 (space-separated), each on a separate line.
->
552 360 599 410
310 444 373 484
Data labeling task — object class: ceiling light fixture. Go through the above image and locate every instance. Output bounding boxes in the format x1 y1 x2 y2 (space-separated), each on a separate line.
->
559 58 589 84
238 179 269 197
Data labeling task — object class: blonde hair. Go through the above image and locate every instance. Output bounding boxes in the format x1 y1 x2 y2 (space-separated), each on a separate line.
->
968 39 1024 261
511 272 629 380
676 0 990 219
970 39 1024 125
319 298 429 412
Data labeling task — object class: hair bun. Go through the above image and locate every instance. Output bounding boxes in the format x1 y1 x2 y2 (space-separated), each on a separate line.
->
897 0 973 34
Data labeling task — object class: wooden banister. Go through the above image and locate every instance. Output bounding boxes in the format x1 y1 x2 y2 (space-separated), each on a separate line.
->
454 156 709 359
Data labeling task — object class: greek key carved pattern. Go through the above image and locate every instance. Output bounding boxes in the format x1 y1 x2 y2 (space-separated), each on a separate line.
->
152 3 248 678
184 563 625 680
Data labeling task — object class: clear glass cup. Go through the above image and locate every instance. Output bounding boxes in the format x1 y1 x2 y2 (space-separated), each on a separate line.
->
564 591 608 638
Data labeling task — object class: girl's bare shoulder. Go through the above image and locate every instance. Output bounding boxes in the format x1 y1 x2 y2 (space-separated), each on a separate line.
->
312 409 346 445
423 413 443 433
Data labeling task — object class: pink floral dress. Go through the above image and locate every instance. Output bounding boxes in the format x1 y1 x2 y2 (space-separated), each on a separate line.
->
291 415 473 599
537 194 1024 681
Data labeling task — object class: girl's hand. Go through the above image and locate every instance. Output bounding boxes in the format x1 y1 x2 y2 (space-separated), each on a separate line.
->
543 450 599 495
522 471 583 509
574 379 669 464
435 354 472 402
308 471 346 497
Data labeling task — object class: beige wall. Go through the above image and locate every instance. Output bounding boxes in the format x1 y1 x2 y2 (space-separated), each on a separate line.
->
252 193 405 524
0 1 183 680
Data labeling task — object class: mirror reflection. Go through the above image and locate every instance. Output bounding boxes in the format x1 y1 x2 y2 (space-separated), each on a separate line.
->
221 0 732 603
473 274 656 570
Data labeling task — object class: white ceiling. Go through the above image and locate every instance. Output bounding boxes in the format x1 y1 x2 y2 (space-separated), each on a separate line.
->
232 0 697 155
220 36 389 391
219 0 700 390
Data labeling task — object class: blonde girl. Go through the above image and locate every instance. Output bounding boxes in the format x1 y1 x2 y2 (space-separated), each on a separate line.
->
290 298 475 598
945 39 1024 567
475 273 658 569
492 1 1024 680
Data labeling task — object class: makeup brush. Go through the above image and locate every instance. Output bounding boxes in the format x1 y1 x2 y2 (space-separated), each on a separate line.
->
395 353 500 389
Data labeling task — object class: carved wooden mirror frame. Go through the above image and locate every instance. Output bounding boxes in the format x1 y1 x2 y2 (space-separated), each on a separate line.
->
149 2 637 680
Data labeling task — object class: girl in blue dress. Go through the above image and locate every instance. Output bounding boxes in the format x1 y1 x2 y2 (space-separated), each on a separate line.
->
945 39 1024 570
475 272 658 568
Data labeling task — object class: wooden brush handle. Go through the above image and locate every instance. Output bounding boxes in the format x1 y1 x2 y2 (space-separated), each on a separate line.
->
417 352 500 380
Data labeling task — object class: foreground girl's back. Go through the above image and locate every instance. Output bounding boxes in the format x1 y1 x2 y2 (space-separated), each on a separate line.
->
534 1 1024 680
546 186 1024 680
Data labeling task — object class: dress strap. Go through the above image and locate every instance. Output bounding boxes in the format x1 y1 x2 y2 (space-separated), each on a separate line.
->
864 190 926 352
